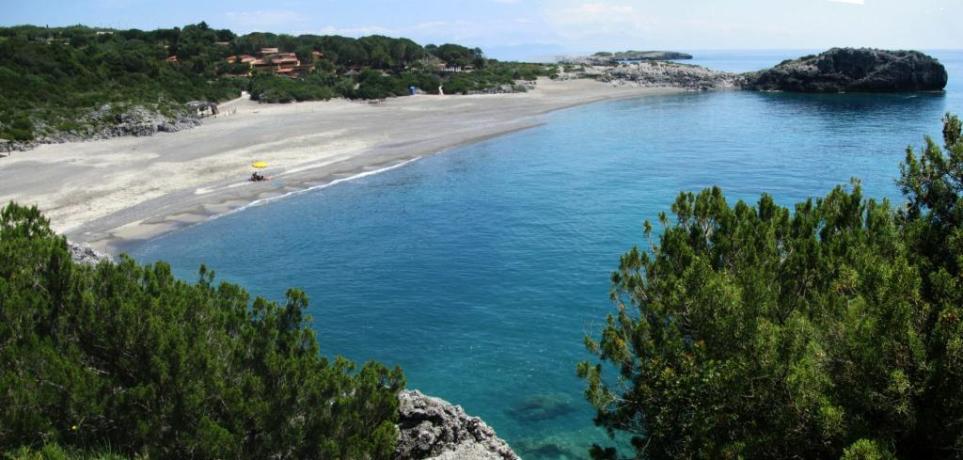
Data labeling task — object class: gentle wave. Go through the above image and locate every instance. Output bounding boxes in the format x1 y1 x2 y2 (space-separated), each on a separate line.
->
210 156 422 221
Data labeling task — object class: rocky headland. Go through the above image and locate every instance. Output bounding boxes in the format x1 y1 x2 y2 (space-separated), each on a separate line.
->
742 48 948 93
574 48 948 94
396 390 519 460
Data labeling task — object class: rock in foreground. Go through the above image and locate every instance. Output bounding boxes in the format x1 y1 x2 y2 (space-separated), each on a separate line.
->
67 241 111 265
744 48 948 93
396 390 519 460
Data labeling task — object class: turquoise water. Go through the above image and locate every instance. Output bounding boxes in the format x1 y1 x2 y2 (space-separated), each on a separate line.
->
128 51 962 458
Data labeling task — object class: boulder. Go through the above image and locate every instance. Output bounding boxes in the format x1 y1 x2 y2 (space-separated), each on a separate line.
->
743 48 948 93
396 390 519 460
67 241 111 265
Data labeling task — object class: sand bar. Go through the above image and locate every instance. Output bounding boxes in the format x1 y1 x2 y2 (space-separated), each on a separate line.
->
0 79 682 254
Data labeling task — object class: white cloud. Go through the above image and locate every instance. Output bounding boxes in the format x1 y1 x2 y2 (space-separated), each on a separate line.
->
546 2 649 29
542 2 657 48
827 0 865 5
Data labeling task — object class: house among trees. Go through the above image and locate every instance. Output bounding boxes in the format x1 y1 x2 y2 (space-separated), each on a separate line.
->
226 54 257 64
226 48 314 76
260 52 300 74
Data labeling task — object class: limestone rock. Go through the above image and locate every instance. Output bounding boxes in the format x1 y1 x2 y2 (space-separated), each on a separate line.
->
396 390 519 460
0 104 203 153
93 105 201 138
600 61 742 90
743 48 948 93
67 241 111 265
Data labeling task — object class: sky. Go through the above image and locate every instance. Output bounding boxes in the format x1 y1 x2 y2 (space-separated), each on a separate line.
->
2 0 960 60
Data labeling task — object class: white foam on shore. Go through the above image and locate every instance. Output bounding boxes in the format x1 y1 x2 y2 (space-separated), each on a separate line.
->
210 156 422 221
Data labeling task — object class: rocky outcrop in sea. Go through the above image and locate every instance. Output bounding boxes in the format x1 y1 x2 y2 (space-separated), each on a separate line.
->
599 61 742 90
742 48 948 93
396 390 519 460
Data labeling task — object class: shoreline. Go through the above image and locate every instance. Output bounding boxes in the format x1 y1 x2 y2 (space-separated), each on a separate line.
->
0 79 686 255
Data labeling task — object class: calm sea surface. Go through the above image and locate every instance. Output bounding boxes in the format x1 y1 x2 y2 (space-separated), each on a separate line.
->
128 50 963 458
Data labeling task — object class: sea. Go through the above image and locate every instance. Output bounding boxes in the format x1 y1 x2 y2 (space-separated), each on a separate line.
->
127 50 963 459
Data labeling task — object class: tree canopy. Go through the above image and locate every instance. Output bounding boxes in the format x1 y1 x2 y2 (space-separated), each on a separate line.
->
0 24 557 143
579 114 963 459
0 204 405 459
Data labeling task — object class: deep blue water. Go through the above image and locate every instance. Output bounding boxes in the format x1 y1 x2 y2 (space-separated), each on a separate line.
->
128 51 963 459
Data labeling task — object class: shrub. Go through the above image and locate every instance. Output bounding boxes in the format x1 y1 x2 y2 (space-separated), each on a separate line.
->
248 74 337 103
0 204 405 459
579 115 963 459
353 69 407 99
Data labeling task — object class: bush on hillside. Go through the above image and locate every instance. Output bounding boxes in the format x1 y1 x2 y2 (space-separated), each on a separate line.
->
0 204 405 459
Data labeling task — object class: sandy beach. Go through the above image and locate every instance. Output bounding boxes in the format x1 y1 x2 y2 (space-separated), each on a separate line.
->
0 78 681 253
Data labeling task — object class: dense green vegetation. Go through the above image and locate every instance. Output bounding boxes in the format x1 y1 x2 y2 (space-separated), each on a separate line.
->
0 23 557 143
4 444 130 460
0 204 405 459
0 24 244 142
579 115 963 459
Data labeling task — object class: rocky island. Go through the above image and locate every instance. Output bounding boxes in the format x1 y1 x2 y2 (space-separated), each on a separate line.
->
563 47 948 93
742 48 948 93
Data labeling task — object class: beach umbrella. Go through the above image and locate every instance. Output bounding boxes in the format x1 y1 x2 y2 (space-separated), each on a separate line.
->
252 161 268 169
